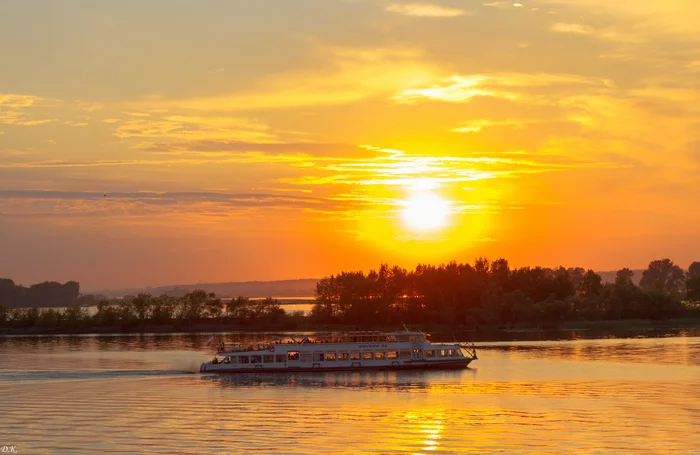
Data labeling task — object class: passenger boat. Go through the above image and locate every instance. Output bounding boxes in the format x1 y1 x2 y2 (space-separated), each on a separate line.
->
199 330 477 373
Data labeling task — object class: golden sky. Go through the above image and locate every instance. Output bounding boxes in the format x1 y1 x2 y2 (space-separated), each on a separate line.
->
1 1 699 290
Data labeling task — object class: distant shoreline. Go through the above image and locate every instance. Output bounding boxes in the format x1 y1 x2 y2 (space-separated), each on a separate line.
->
3 317 700 337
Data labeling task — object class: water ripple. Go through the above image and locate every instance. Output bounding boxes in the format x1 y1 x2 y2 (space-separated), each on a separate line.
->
2 334 700 454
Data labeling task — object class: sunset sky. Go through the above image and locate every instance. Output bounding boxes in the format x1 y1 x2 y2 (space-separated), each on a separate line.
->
1 1 699 290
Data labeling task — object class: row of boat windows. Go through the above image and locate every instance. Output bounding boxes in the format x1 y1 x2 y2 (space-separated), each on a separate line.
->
304 335 423 343
220 349 461 364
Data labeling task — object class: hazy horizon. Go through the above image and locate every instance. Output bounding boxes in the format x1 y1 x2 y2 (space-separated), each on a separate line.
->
2 1 699 289
3 264 660 294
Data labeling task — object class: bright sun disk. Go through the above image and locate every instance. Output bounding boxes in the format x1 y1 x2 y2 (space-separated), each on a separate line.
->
401 192 449 231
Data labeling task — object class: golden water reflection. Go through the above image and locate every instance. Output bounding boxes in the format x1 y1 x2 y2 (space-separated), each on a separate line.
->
1 334 700 454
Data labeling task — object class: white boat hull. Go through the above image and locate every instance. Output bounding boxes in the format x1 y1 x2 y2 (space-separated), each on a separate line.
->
200 357 473 374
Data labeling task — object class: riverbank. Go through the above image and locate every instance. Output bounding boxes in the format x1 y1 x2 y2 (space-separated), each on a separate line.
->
3 317 700 338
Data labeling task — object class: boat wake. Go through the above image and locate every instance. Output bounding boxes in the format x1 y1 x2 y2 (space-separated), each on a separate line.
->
0 368 193 383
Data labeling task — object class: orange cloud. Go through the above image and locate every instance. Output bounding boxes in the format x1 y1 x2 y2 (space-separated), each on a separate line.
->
385 3 470 17
154 45 442 111
0 94 55 126
550 22 642 42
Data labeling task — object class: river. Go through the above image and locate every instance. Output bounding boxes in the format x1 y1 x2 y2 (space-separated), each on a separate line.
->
1 331 699 454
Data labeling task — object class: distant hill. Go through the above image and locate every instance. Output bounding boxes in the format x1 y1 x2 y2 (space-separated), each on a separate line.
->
90 279 320 299
597 270 644 286
90 270 646 299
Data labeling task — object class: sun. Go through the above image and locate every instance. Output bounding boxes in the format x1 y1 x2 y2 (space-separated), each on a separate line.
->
401 192 449 231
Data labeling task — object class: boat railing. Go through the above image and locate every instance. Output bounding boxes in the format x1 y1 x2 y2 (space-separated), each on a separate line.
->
458 342 478 360
217 342 276 353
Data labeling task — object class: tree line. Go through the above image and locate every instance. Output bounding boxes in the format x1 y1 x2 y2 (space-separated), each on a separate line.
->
0 291 303 332
2 258 699 333
0 279 81 308
311 258 700 326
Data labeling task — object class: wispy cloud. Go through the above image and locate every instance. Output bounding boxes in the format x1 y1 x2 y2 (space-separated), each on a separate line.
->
136 140 362 158
0 190 333 222
550 22 642 42
279 147 630 189
77 101 104 112
393 73 613 104
113 115 275 142
161 45 441 111
483 1 522 9
0 94 55 126
385 3 470 17
543 0 700 35
452 119 530 133
394 75 501 103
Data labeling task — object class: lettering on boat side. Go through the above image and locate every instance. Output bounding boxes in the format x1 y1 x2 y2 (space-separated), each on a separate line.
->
358 344 388 348
1 446 18 454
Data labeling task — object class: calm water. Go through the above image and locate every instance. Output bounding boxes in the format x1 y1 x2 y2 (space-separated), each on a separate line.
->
1 332 700 454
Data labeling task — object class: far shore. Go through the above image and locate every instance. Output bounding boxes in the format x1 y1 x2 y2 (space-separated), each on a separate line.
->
3 318 700 338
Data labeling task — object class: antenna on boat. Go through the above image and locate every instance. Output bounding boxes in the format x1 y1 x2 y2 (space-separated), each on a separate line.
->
403 323 409 332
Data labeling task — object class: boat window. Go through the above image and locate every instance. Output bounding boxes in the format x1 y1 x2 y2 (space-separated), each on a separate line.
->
251 355 262 364
362 351 373 360
439 350 448 357
239 356 250 364
263 355 275 363
350 351 361 360
326 352 337 361
275 354 287 363
399 335 410 342
228 356 238 364
425 350 434 358
400 350 411 360
287 351 299 361
300 353 312 363
375 352 386 360
387 336 398 343
313 352 325 361
223 357 231 364
410 336 419 343
338 352 349 361
387 351 398 360
449 349 458 357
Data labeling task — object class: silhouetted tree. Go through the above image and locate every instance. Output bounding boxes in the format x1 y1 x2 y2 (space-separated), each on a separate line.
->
131 294 153 322
687 277 700 303
179 290 207 326
151 294 177 323
615 268 635 287
640 259 686 294
63 304 87 330
688 262 700 278
251 297 283 319
203 293 222 319
38 308 63 328
579 270 603 297
0 279 19 307
0 304 8 325
490 258 510 290
118 299 136 326
227 296 252 319
94 300 119 326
